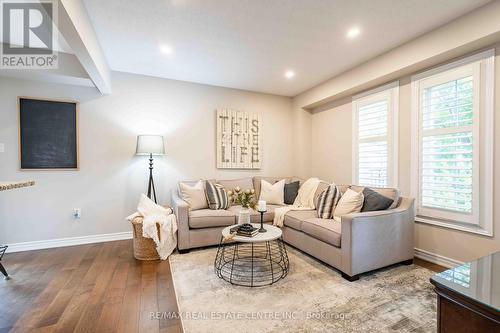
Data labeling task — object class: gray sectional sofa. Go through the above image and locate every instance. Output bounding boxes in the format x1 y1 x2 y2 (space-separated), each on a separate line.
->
171 176 415 281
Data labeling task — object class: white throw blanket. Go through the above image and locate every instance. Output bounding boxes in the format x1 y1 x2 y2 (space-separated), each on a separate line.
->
127 194 178 260
273 177 320 227
142 214 177 260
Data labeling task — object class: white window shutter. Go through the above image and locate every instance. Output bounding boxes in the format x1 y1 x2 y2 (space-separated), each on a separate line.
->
352 83 398 188
419 74 475 216
410 49 494 236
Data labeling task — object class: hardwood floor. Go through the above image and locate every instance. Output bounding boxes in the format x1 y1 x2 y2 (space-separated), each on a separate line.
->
414 257 448 273
0 240 182 333
0 240 447 333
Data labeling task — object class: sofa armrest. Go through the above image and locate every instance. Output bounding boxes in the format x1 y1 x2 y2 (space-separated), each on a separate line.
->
171 189 190 250
340 197 415 276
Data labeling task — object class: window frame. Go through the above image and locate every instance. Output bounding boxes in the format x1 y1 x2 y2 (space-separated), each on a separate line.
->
352 81 399 188
410 49 494 236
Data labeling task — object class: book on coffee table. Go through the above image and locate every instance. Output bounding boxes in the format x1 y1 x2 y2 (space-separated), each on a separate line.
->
230 224 259 237
237 229 259 237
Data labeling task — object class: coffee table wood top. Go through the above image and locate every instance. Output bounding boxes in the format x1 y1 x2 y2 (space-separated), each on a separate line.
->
221 223 282 243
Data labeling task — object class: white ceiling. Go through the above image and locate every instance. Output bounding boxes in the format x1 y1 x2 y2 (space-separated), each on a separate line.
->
82 0 490 97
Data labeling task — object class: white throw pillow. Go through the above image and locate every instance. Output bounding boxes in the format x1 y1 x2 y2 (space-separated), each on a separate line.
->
333 188 364 222
179 180 208 210
259 179 285 205
137 193 172 217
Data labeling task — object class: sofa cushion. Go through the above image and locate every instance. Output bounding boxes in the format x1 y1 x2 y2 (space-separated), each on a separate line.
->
333 188 364 222
337 185 350 194
360 187 394 212
349 185 400 209
188 209 235 228
313 181 330 208
284 181 300 205
283 210 317 231
253 176 291 199
179 180 208 210
227 205 281 223
217 177 254 193
301 218 341 247
259 179 286 205
205 181 230 210
316 184 341 219
177 179 215 202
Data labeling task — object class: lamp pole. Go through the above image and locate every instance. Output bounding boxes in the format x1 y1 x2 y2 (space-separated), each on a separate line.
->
136 135 164 204
147 153 157 203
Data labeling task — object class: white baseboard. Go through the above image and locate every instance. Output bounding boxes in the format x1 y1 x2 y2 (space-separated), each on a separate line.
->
414 248 463 268
4 235 465 269
5 231 133 253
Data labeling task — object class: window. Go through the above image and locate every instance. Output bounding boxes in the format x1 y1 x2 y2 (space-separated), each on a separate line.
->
352 82 399 187
411 50 494 236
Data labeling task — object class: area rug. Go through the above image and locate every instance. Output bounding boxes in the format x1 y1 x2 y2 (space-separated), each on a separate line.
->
169 247 436 333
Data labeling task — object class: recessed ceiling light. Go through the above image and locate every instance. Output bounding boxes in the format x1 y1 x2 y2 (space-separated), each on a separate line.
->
346 27 361 39
160 44 173 55
284 70 295 79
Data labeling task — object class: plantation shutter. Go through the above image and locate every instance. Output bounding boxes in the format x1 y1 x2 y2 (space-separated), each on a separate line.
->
417 64 479 224
357 100 389 187
353 83 398 188
411 50 494 235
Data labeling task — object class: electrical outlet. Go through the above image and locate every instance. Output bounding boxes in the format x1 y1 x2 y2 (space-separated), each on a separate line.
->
73 208 81 219
0 143 4 153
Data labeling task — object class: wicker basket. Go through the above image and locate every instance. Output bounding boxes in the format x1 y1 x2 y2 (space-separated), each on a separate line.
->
130 216 161 260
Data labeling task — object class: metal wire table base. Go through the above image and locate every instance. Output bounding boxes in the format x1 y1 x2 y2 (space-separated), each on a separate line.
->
214 237 289 287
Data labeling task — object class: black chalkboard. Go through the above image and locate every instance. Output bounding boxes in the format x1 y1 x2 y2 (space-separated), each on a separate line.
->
19 98 78 169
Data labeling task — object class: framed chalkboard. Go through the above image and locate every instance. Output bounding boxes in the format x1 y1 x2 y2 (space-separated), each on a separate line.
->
19 97 79 170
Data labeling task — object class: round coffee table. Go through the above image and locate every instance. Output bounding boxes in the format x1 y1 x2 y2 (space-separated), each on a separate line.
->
214 223 289 287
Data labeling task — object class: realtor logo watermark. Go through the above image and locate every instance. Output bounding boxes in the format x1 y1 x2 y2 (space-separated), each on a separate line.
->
1 0 58 69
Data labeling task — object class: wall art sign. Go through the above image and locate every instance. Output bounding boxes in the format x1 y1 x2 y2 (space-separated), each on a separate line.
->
216 108 261 169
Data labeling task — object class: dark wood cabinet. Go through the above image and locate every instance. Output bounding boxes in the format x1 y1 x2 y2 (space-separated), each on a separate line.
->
433 283 499 332
430 251 500 333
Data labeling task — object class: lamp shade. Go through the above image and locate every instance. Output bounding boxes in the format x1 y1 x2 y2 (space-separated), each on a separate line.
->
136 135 165 155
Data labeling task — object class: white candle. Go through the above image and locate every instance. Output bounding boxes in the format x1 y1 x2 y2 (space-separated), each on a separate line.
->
258 200 266 212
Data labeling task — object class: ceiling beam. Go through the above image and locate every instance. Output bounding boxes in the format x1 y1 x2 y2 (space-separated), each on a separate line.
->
0 47 94 87
57 0 111 94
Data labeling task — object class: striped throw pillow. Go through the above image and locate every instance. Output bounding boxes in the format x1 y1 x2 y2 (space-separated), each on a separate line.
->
205 181 230 210
316 184 342 219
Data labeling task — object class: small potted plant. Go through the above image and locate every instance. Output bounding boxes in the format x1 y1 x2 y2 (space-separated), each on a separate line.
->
228 186 256 225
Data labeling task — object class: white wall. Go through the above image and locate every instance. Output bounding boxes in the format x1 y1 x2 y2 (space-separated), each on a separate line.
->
0 72 292 244
310 97 352 185
308 47 500 263
291 95 312 178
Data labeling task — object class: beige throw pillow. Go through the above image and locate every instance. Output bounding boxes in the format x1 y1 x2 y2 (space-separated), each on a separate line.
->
137 193 172 216
333 188 364 222
259 179 285 205
179 180 208 210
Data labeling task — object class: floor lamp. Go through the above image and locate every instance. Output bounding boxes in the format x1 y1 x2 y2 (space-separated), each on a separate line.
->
136 135 165 203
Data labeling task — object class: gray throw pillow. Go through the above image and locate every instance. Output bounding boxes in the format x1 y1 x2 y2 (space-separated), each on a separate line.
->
316 184 342 219
361 187 394 212
205 181 230 210
284 181 300 205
